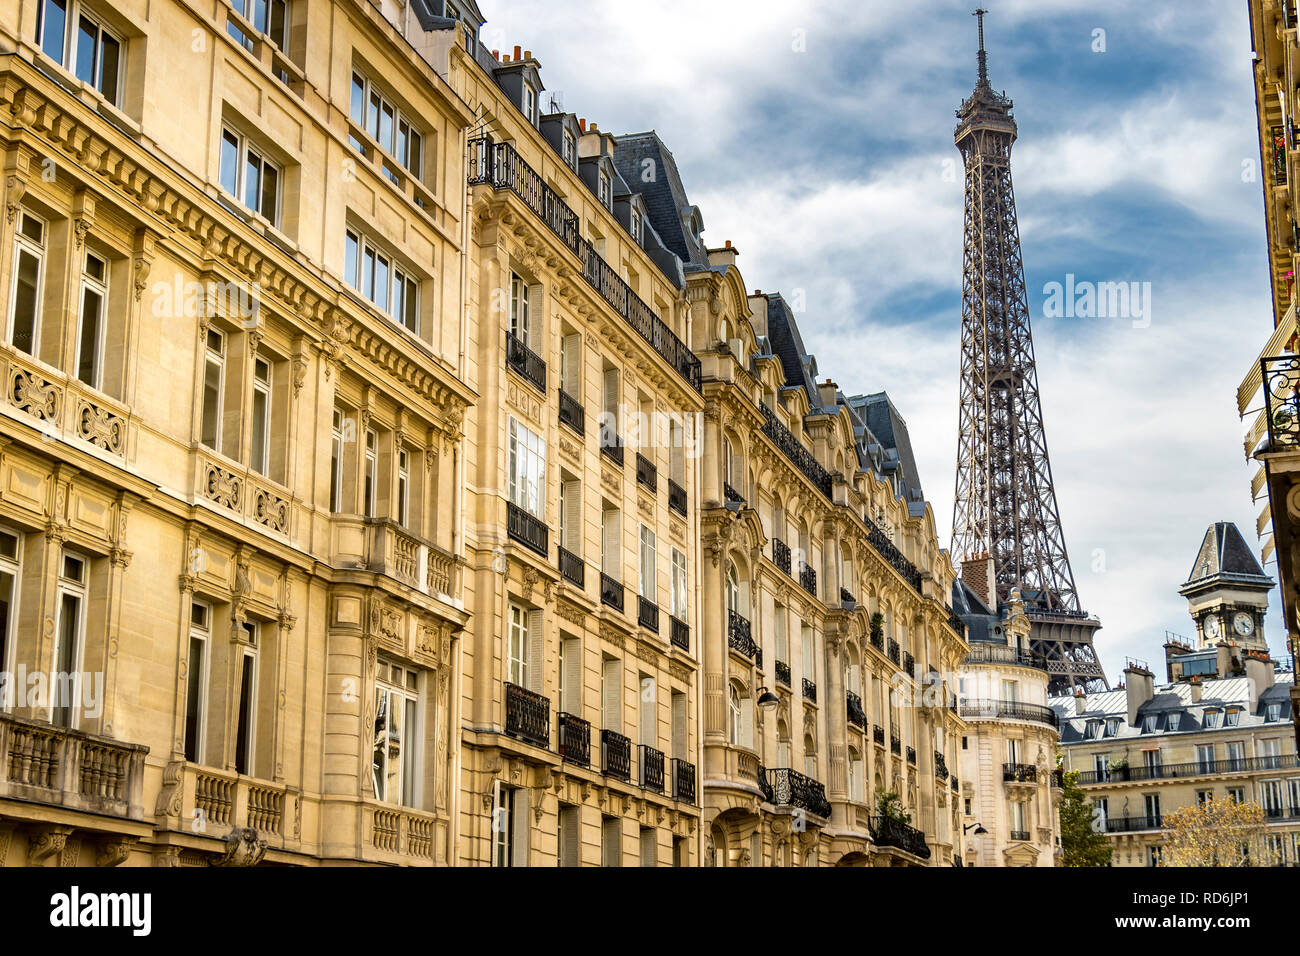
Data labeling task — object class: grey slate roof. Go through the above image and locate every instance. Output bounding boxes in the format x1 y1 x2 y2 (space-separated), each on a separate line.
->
611 132 708 268
1182 521 1273 589
847 392 924 504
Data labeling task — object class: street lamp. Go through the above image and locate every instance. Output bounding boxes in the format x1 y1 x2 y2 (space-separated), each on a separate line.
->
756 686 779 711
963 822 988 835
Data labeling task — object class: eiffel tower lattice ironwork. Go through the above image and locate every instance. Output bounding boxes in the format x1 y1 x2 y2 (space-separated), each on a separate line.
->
950 10 1108 693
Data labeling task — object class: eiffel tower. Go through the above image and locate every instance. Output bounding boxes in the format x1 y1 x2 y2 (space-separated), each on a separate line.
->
950 10 1108 694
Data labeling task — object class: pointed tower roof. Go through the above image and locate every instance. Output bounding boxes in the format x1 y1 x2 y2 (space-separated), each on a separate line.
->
1179 522 1274 596
955 8 1016 137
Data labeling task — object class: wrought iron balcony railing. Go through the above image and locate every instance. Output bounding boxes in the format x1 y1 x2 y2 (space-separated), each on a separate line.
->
863 515 923 593
1009 829 1031 842
601 729 631 781
873 725 885 746
840 587 856 609
505 682 550 748
558 388 585 434
887 639 901 665
505 331 546 392
934 751 949 780
951 775 960 792
775 659 791 686
902 651 915 677
600 572 624 611
772 538 792 575
1074 752 1300 785
638 596 660 633
906 746 917 765
1003 762 1038 783
962 642 1047 669
668 479 687 516
670 615 689 652
870 629 885 651
1273 125 1289 186
765 767 832 818
600 431 625 467
728 609 760 664
557 546 584 588
640 745 665 793
946 608 966 638
506 501 548 557
798 562 817 598
847 691 867 729
802 677 817 703
558 711 590 766
1103 815 1163 833
724 482 745 506
671 758 696 804
890 733 901 756
1263 355 1300 450
635 453 657 492
870 815 931 859
1051 768 1064 789
758 404 832 499
959 698 1060 729
468 136 701 391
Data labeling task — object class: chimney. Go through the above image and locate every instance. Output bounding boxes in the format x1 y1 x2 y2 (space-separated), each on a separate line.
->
1188 676 1203 703
817 378 838 410
1124 661 1155 727
1244 651 1275 709
961 552 996 610
1073 688 1087 716
578 117 587 132
1216 643 1235 679
513 45 522 60
707 242 739 269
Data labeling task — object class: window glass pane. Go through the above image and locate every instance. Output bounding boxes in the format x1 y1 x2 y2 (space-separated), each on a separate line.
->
362 246 375 300
374 255 389 311
367 92 380 139
220 130 240 197
244 150 261 212
350 73 365 126
404 277 418 332
269 0 287 47
260 162 278 223
77 285 103 386
98 31 120 103
40 0 68 63
379 102 395 153
185 635 205 761
235 654 255 774
344 232 358 288
12 249 41 355
0 570 12 673
75 17 97 87
251 386 268 474
201 357 222 449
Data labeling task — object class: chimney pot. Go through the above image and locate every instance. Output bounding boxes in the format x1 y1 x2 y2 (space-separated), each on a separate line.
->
514 45 522 60
590 122 598 131
578 118 586 131
725 240 732 248
492 50 499 59
524 50 532 60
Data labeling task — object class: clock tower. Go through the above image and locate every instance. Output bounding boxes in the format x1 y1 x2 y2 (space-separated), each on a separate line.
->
1179 521 1274 652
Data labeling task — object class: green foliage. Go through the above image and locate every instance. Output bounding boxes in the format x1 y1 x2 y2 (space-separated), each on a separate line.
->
869 612 884 642
875 787 911 825
1058 767 1113 867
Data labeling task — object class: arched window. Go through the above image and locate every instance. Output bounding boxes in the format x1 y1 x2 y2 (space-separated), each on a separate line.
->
726 563 740 616
728 681 753 748
849 748 864 803
777 719 791 768
803 733 817 779
728 684 742 744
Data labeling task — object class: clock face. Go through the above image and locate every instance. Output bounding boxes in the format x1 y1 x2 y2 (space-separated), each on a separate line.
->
1233 612 1254 636
1204 616 1220 638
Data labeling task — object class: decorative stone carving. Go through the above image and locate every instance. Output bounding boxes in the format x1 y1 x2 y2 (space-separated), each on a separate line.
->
211 828 267 867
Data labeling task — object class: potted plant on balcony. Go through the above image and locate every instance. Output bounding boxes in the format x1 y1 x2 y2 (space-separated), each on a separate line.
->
1106 756 1129 781
875 787 911 825
869 612 884 646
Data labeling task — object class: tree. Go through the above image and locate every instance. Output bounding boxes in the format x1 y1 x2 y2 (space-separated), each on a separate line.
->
1058 767 1113 867
1160 798 1281 867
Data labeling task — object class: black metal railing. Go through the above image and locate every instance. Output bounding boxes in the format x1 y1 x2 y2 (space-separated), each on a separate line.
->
640 745 665 793
887 639 901 665
1009 829 1031 842
670 616 689 652
1273 125 1289 186
870 816 931 859
934 751 949 780
890 733 901 756
798 562 817 598
1263 355 1300 450
1103 815 1163 833
775 659 791 686
802 677 817 703
951 776 960 792
668 479 687 516
947 608 966 638
505 682 550 748
600 431 625 467
600 573 624 611
765 768 831 818
635 453 657 492
906 746 917 765
601 729 632 780
558 388 585 434
728 610 760 664
772 538 791 575
506 501 548 557
873 725 885 746
902 651 915 677
557 711 590 766
863 515 922 593
468 136 701 391
505 331 546 392
1051 768 1064 789
870 629 884 652
963 642 1047 669
724 482 745 506
638 596 659 633
847 691 867 729
1003 762 1038 783
840 587 856 609
1074 752 1300 786
672 758 696 804
557 546 584 588
959 698 1059 729
758 405 832 499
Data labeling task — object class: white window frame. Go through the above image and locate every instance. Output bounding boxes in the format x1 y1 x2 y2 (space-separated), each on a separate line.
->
230 0 290 50
522 82 536 124
372 659 422 807
250 354 272 477
74 249 108 390
509 273 531 344
184 600 212 764
364 427 378 519
638 525 656 601
349 71 424 180
8 210 47 356
52 551 88 729
598 169 611 209
670 548 687 620
630 210 642 243
508 603 529 688
0 529 22 707
330 407 346 512
219 126 282 226
201 327 226 453
37 0 124 107
234 622 259 776
396 447 410 528
507 417 546 519
344 228 420 334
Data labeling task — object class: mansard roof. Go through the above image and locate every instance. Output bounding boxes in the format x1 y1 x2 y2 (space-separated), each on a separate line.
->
1179 521 1274 595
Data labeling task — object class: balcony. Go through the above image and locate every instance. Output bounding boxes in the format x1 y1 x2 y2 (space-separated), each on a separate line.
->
890 733 901 756
947 608 966 638
870 815 931 860
847 691 867 729
506 501 548 557
601 730 632 781
0 714 147 820
906 746 917 766
1003 762 1038 783
640 745 665 793
636 453 657 492
902 651 915 678
156 761 295 853
1051 768 1064 789
505 331 546 392
504 682 550 748
863 515 922 593
670 615 689 652
558 388 585 434
367 802 438 865
963 642 1047 670
600 431 625 467
802 677 817 703
668 479 687 516
765 767 832 818
724 482 745 506
887 639 901 665
959 698 1059 729
798 562 817 599
1103 815 1163 834
558 712 590 766
1073 752 1300 785
638 596 660 633
468 136 701 391
600 573 624 612
758 404 832 499
951 776 960 793
934 751 949 780
776 660 792 687
672 758 697 804
728 610 760 665
558 546 584 588
772 538 792 575
1009 829 1031 842
873 725 885 747
840 587 856 610
1263 355 1300 450
1273 125 1288 186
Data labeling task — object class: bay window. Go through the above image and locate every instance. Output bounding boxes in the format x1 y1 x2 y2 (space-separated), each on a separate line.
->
373 660 422 807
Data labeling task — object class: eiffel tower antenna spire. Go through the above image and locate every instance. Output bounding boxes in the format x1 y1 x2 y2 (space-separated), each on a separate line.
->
974 8 989 87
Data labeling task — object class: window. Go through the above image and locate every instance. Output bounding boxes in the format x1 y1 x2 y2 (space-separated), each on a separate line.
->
1226 740 1245 770
1224 707 1241 727
1288 778 1300 812
507 417 546 518
1203 709 1221 729
250 356 272 476
396 448 410 527
1262 779 1284 815
601 506 620 579
493 783 518 867
558 804 580 867
344 228 420 333
1143 793 1161 826
508 604 531 689
670 548 687 620
725 564 739 616
1104 718 1121 737
560 331 581 397
727 683 753 749
52 552 88 728
330 408 346 512
848 750 864 803
200 328 226 452
1227 787 1245 804
1143 748 1162 771
1166 712 1181 732
75 250 107 388
630 210 642 243
349 71 424 179
639 826 656 867
0 531 19 693
1267 702 1283 721
598 169 611 209
8 211 46 355
638 526 656 600
558 635 581 715
1006 738 1020 765
1008 800 1025 835
601 815 621 867
230 0 289 49
558 477 581 557
1196 790 1212 807
363 428 378 518
509 273 533 345
562 129 576 166
373 660 421 807
1084 721 1101 740
1196 743 1215 771
184 601 211 763
1141 713 1157 734
1093 753 1108 779
37 0 123 106
522 83 536 124
234 621 258 775
220 128 280 226
601 654 622 733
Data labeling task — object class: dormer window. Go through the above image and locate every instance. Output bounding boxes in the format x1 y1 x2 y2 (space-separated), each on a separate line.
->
631 210 643 243
1224 707 1241 727
1267 703 1282 721
1141 714 1157 734
1166 712 1181 731
1084 720 1101 740
1203 709 1221 729
598 170 611 209
562 130 576 166
1104 718 1120 737
523 83 537 124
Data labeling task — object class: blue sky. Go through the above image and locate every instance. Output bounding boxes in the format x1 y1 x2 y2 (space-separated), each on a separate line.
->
476 0 1281 679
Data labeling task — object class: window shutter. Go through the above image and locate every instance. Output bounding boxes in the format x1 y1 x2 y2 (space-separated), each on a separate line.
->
563 637 582 714
512 788 530 865
671 692 686 760
602 657 622 732
639 675 655 747
602 367 619 418
562 333 581 395
802 629 814 682
563 480 582 553
562 806 580 866
740 697 754 750
527 283 543 350
602 510 620 578
528 608 545 695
